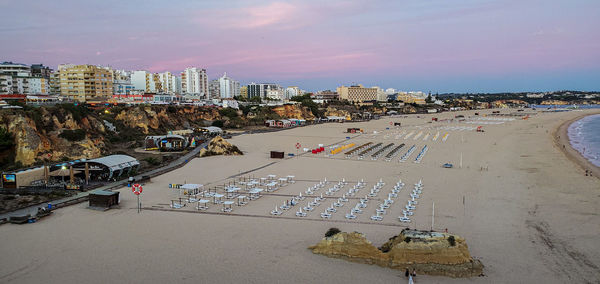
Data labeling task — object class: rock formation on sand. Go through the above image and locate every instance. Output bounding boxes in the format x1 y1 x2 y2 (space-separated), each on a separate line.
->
198 136 243 157
309 229 483 278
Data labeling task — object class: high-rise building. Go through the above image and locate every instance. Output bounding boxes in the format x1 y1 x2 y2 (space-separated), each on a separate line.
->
0 62 31 77
285 86 301 99
372 86 388 102
0 62 31 94
49 72 61 95
239 86 247 98
0 74 12 94
247 83 280 98
217 73 240 99
112 70 134 95
28 77 49 94
30 64 52 79
58 64 113 102
131 70 161 93
159 71 180 94
181 67 208 97
337 85 378 102
208 79 220 98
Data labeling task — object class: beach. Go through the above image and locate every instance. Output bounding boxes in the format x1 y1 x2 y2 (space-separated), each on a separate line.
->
556 113 600 178
1 108 599 283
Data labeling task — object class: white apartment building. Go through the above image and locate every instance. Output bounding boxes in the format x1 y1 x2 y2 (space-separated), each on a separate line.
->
131 70 150 92
181 67 208 97
218 72 240 99
159 71 180 94
285 86 301 99
113 70 133 95
373 86 388 102
266 87 285 100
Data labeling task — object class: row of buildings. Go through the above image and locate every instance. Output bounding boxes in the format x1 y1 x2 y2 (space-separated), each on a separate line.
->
0 61 308 103
1 61 432 104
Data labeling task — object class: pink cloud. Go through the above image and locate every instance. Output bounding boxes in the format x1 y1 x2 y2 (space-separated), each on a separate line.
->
195 2 304 30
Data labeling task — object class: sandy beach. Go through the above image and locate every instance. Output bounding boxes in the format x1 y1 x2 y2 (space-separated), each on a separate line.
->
555 112 600 179
1 108 599 283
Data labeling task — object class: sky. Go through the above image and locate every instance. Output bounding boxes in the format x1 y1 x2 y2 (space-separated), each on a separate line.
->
0 0 599 93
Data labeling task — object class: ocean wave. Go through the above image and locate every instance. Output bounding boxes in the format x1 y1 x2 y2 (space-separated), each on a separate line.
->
568 114 600 167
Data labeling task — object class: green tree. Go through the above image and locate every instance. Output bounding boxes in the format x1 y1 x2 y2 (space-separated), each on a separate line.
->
426 93 433 103
0 127 14 150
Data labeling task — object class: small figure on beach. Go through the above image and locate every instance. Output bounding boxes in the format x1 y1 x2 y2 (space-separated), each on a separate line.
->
586 170 589 176
405 268 410 278
412 269 417 277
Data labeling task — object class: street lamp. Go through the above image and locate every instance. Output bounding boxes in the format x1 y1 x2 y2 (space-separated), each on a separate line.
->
61 166 67 184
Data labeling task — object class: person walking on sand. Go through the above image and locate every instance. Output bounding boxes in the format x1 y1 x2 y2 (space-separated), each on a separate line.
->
405 268 409 278
412 269 417 278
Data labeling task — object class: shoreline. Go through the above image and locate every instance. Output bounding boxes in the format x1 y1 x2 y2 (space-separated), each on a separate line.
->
553 110 600 179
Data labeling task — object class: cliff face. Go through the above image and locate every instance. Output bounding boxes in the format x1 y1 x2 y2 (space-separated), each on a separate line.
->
271 104 315 120
0 107 106 167
309 230 483 278
324 107 351 120
115 106 220 134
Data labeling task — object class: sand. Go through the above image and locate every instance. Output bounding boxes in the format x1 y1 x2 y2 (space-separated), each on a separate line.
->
1 108 599 283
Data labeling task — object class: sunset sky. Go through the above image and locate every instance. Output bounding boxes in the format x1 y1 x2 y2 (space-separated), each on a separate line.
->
1 0 598 92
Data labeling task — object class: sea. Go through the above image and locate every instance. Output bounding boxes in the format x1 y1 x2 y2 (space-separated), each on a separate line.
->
568 114 600 167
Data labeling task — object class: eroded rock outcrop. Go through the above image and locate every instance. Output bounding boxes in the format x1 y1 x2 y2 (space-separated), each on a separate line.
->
309 229 483 278
198 136 243 157
271 104 315 120
0 109 107 166
324 107 351 120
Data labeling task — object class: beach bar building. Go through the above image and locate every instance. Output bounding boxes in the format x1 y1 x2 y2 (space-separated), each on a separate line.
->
145 134 189 151
195 126 223 137
70 155 140 182
1 155 140 189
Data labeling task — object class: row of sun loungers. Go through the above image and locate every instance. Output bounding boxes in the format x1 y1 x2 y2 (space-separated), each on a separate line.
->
399 145 416 162
399 180 423 223
385 143 405 161
414 145 428 163
345 142 372 158
371 143 395 160
357 143 383 160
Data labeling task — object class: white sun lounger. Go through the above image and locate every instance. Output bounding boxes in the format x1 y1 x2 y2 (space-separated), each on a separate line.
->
295 208 307 217
320 212 332 219
270 205 282 216
326 204 337 213
370 213 383 221
345 213 357 219
399 216 411 223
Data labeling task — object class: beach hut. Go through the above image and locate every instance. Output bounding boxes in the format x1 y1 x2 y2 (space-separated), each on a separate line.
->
88 190 120 210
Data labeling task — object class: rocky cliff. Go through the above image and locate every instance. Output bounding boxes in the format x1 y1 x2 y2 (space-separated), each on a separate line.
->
0 105 222 169
0 107 106 167
324 107 351 120
115 106 220 134
309 230 483 278
270 104 315 120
